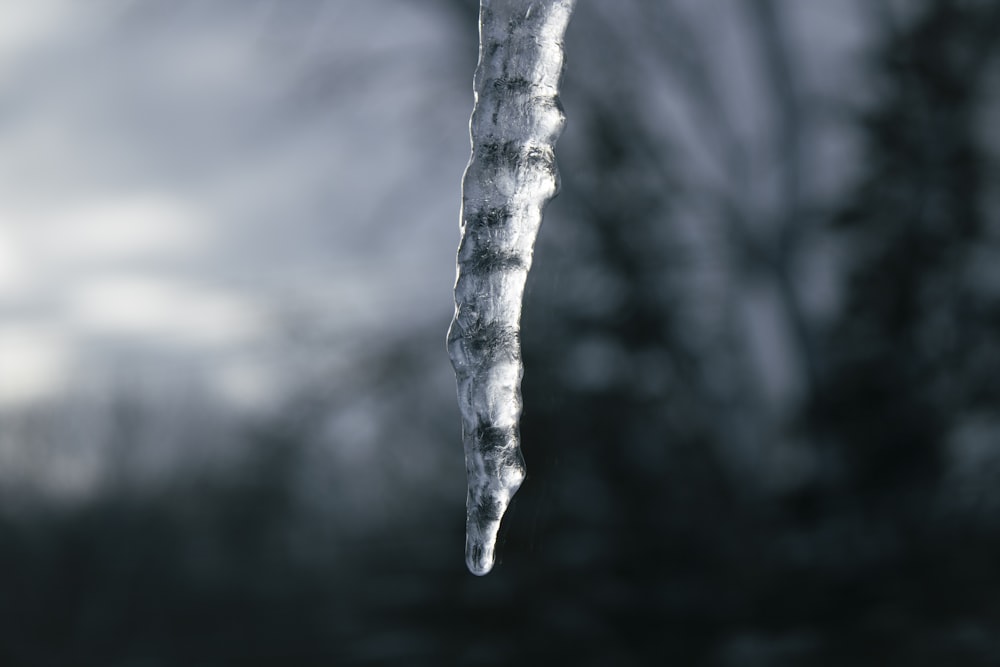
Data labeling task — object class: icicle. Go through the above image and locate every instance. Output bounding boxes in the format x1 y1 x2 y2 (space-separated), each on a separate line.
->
447 0 576 576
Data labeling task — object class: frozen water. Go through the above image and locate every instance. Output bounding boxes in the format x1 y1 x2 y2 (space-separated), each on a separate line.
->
447 0 576 575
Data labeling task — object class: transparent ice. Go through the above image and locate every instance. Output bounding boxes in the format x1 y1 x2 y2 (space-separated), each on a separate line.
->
447 0 576 575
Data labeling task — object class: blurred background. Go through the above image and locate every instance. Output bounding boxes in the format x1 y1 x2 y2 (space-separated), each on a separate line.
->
1 0 999 664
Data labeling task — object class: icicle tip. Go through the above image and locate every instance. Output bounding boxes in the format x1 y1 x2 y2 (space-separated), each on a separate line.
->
464 473 523 575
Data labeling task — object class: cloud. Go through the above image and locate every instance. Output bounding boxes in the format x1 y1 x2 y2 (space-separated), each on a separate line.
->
0 324 71 407
67 274 267 347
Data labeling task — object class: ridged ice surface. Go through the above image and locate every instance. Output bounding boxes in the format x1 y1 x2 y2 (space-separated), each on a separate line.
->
447 0 576 575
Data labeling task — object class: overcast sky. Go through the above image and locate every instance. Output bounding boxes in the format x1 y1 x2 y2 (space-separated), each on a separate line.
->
0 0 475 409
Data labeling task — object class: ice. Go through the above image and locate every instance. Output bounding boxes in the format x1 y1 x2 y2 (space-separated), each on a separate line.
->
447 0 576 576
